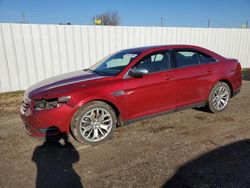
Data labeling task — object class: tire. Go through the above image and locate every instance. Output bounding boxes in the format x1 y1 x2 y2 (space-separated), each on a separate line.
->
71 101 117 145
208 82 231 113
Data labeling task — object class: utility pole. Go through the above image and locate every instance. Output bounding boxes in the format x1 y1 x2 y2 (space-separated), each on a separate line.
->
208 19 210 28
21 12 26 23
246 21 248 29
160 16 166 27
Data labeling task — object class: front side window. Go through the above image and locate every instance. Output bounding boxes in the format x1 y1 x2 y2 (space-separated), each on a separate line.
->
89 51 140 76
135 52 171 73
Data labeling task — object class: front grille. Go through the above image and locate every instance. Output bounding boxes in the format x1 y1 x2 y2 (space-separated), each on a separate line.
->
20 96 31 114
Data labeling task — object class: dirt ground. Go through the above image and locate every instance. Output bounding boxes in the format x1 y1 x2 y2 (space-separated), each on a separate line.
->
0 78 250 187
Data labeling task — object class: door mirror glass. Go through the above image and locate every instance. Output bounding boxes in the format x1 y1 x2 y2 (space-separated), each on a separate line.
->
128 68 149 78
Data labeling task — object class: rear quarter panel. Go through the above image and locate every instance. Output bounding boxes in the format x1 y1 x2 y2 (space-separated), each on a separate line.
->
208 59 242 97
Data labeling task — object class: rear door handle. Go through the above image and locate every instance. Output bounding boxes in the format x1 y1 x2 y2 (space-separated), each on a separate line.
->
163 75 173 80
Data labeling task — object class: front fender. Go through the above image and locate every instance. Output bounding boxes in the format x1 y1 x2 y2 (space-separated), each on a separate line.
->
73 94 126 121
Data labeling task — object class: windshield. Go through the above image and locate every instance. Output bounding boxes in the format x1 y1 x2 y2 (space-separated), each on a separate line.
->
88 51 140 76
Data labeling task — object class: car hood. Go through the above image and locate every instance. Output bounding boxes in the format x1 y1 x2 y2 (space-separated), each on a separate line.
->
26 70 106 98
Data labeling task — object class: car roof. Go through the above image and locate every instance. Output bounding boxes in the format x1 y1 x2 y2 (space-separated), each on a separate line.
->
120 45 224 60
122 45 205 53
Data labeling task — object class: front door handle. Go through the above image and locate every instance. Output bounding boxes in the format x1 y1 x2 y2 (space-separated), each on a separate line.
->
207 67 212 73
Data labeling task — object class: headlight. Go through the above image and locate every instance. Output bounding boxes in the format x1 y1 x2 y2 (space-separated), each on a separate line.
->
58 96 71 103
34 96 71 110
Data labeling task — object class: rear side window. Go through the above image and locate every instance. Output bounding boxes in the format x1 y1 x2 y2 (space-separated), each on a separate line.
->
175 50 216 68
175 51 200 68
199 54 216 64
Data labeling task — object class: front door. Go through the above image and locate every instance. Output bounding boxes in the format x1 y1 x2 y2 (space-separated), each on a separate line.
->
124 51 176 120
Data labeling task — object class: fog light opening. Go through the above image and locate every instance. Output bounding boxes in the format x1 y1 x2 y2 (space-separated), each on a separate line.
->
38 126 59 135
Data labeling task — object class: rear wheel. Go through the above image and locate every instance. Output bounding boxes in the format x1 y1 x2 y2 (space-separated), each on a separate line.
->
71 101 116 145
208 82 231 113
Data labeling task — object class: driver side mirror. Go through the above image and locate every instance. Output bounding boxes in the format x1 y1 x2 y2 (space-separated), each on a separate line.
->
128 68 149 78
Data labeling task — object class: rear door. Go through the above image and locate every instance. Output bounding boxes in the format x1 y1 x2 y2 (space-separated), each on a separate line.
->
173 49 215 108
123 51 176 120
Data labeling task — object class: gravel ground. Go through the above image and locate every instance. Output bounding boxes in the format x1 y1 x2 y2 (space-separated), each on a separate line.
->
0 80 250 188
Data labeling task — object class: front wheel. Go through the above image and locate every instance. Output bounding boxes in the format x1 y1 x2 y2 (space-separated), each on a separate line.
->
208 82 231 113
71 101 117 145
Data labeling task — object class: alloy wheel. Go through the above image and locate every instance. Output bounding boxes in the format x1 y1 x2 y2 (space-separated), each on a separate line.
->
212 85 230 110
79 108 112 142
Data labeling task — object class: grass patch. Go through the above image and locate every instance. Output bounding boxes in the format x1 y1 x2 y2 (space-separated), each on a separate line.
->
0 90 24 100
242 68 250 81
0 90 24 116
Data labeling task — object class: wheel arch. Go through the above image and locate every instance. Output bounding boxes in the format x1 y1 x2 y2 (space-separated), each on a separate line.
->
207 78 233 102
75 98 123 125
91 99 121 120
70 98 123 143
218 79 233 97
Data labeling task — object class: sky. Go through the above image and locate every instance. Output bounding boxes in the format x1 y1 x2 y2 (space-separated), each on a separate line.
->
0 0 250 28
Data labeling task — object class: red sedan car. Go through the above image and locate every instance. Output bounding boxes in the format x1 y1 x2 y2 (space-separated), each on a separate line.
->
20 45 242 145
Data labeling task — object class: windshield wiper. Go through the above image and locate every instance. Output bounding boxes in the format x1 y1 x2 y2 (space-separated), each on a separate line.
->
84 68 103 76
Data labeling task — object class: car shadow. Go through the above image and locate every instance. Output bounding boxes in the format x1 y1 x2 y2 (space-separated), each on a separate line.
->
163 139 250 187
32 127 83 188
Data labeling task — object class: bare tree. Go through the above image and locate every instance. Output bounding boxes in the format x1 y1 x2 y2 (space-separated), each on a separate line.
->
93 11 120 26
